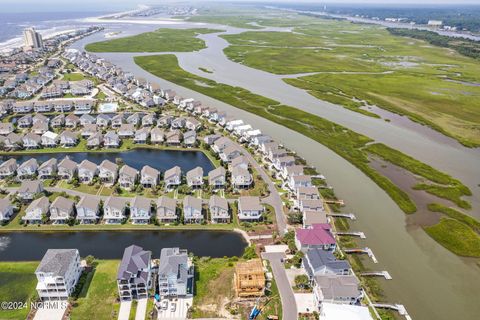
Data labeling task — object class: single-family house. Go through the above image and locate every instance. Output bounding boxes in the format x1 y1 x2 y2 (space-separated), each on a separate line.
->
186 167 203 188
209 196 229 223
183 196 203 224
0 198 14 222
17 180 44 201
166 130 181 146
119 165 138 190
150 128 165 144
58 158 78 181
49 196 75 224
208 167 226 189
0 159 17 178
295 224 336 252
22 133 41 149
103 196 127 224
238 196 263 221
78 160 98 184
157 247 193 298
22 196 49 224
183 130 196 147
17 158 39 179
104 131 120 148
59 131 78 147
118 124 135 139
140 165 159 188
65 114 80 128
164 166 181 189
41 131 59 147
133 128 149 144
232 167 253 189
117 245 152 301
98 160 117 185
130 196 151 224
75 195 100 224
37 158 57 179
156 196 178 223
87 132 103 148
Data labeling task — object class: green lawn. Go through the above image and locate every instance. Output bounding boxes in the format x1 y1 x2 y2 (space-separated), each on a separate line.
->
0 262 38 320
220 16 480 147
62 72 86 81
427 203 480 233
70 260 120 320
85 28 223 53
424 218 480 257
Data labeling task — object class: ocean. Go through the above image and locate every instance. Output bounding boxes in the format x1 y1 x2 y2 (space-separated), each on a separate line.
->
0 11 112 49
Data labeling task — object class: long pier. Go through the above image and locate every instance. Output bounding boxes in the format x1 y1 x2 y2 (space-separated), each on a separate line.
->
344 247 378 263
360 271 392 280
373 304 412 320
327 212 356 220
334 231 366 239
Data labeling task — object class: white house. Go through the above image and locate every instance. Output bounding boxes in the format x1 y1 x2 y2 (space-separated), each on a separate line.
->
238 196 264 221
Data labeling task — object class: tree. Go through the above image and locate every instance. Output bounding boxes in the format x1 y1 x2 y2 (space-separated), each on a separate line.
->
85 255 95 266
242 245 258 260
287 212 303 224
294 274 310 289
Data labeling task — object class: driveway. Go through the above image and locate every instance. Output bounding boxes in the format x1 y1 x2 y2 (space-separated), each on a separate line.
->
33 301 68 320
135 298 148 320
157 296 192 320
118 300 132 320
262 251 298 320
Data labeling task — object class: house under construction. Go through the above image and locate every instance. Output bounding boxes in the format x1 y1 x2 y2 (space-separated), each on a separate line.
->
235 258 265 298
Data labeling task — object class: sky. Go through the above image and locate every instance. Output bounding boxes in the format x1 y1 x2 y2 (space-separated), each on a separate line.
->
1 0 480 13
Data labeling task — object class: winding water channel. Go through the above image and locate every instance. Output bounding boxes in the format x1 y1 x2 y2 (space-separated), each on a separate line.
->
64 19 480 320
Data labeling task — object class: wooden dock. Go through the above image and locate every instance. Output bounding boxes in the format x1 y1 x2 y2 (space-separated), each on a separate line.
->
360 271 392 280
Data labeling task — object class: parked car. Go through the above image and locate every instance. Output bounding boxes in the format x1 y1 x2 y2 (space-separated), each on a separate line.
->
170 302 176 312
162 300 168 310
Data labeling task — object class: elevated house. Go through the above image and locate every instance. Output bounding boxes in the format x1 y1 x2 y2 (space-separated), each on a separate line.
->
51 114 65 128
23 196 49 224
164 166 181 189
313 274 362 306
17 158 39 180
118 123 135 139
295 224 336 252
183 130 196 147
232 167 252 189
238 196 263 221
166 130 181 146
103 196 127 224
183 196 203 224
209 196 230 223
186 167 203 188
303 248 351 279
156 196 177 223
208 167 226 189
58 158 78 181
76 195 100 224
98 160 118 185
117 245 152 301
81 123 97 138
49 196 75 224
134 127 149 144
4 133 23 150
119 165 138 190
130 196 151 224
35 249 83 301
157 248 194 298
140 165 159 188
65 114 80 128
78 160 98 184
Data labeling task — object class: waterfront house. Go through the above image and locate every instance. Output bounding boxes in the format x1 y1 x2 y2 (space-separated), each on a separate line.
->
267 148 288 163
50 196 75 224
0 159 17 178
157 248 193 298
117 245 152 301
313 274 362 305
119 165 138 190
0 123 14 135
297 186 320 200
232 167 253 189
0 198 14 222
79 114 95 126
304 248 351 278
164 166 181 189
163 89 176 101
104 131 120 148
156 196 178 223
96 114 111 128
58 158 78 181
98 160 118 184
103 196 127 224
35 249 83 301
208 167 226 189
183 196 203 223
41 131 59 147
130 196 151 224
134 128 149 144
150 128 165 144
186 167 203 188
38 158 57 179
22 133 41 149
17 158 39 179
23 196 49 224
274 156 296 171
5 133 23 150
51 114 65 128
59 131 78 147
289 175 313 191
65 114 80 128
238 196 263 221
295 224 336 252
78 160 98 184
76 195 100 224
118 124 135 139
87 132 103 148
300 199 324 213
183 130 197 147
17 180 44 201
303 211 328 228
166 130 181 146
209 195 230 223
81 124 97 138
283 165 304 181
140 165 159 188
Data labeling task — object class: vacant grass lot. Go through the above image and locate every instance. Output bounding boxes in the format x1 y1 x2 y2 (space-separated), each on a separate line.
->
0 262 38 320
85 28 222 53
70 260 120 320
62 72 87 81
221 17 480 147
424 218 480 257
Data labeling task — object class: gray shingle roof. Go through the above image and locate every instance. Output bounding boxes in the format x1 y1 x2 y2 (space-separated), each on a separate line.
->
158 248 189 284
36 249 79 277
117 245 151 283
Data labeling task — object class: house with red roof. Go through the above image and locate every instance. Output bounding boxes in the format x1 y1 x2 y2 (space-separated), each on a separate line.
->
295 223 336 252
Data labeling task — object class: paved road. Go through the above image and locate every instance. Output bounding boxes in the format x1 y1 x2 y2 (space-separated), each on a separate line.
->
262 252 298 320
233 141 288 235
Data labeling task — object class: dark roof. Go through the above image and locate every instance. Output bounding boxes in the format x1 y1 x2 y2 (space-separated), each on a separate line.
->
305 248 350 276
117 245 151 284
